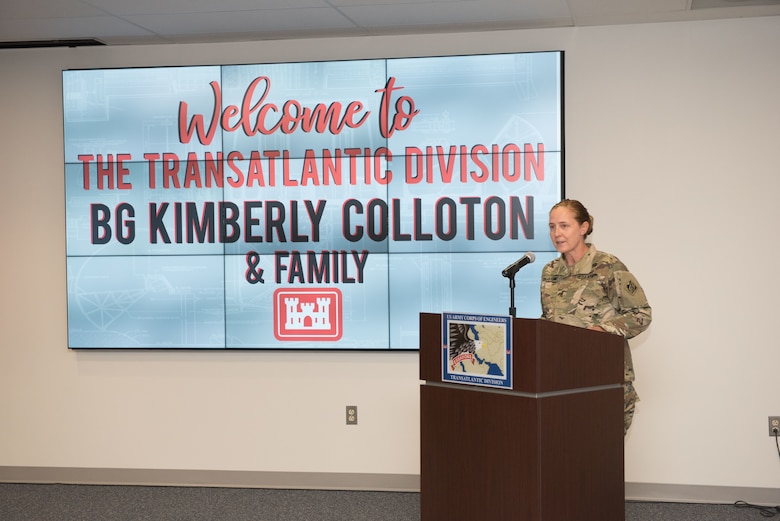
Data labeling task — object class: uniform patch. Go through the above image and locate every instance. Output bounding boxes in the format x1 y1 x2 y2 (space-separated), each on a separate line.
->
626 280 638 295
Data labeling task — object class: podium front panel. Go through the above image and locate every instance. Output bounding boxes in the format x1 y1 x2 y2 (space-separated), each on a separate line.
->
420 383 624 521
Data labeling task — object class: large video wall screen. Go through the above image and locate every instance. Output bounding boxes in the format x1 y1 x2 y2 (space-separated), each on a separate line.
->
64 51 563 349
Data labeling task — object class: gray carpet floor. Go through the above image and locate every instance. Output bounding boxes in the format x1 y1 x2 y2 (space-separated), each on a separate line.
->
0 484 777 520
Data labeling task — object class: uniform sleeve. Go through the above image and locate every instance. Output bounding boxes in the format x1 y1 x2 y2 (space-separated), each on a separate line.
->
600 269 652 339
539 265 552 320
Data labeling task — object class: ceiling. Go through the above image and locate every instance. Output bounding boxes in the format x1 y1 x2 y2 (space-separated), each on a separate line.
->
1 0 779 48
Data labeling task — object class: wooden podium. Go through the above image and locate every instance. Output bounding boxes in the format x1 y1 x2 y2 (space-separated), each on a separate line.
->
419 313 625 521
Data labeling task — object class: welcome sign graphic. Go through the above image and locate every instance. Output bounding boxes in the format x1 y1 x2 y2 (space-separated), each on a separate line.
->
63 52 563 349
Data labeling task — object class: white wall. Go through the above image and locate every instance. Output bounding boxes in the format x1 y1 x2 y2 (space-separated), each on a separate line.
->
1 16 779 496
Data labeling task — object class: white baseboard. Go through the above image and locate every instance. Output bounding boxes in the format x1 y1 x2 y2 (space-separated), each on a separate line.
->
0 466 419 492
625 482 779 506
1 467 776 506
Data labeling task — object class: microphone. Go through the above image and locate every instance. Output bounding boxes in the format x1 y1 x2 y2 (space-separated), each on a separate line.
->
501 252 536 278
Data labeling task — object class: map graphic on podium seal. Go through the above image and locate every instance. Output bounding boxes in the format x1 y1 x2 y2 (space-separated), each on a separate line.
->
442 312 512 390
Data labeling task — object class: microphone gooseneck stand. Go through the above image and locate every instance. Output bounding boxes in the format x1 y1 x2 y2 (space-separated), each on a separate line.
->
507 273 517 318
502 252 534 318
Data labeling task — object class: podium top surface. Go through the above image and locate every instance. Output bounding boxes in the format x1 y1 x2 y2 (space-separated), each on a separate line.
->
419 313 624 393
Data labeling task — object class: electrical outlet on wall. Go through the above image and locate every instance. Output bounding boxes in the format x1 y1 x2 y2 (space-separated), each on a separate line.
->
346 405 358 425
769 417 780 436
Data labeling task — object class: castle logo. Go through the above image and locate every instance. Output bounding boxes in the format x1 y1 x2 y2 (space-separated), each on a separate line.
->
273 288 343 341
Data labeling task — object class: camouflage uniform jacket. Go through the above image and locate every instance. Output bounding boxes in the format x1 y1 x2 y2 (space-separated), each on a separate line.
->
540 244 652 384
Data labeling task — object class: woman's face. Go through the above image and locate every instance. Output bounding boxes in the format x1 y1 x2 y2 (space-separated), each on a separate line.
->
548 206 589 258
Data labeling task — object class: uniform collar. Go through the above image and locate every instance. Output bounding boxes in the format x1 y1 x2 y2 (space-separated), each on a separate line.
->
558 243 596 275
572 244 596 274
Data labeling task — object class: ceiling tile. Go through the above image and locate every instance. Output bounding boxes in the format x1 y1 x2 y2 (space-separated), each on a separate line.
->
0 16 155 41
78 0 329 16
0 0 106 19
340 0 572 27
122 8 356 36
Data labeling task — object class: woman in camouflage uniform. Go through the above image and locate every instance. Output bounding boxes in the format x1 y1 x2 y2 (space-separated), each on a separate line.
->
541 199 652 435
